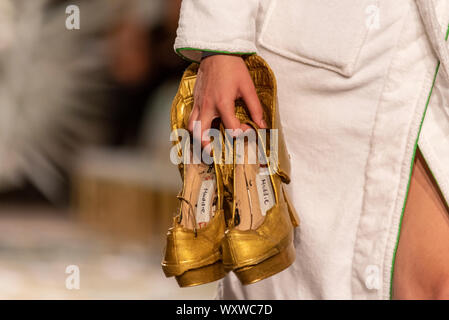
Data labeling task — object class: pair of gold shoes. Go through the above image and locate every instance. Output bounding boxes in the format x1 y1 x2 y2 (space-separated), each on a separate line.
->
161 55 300 287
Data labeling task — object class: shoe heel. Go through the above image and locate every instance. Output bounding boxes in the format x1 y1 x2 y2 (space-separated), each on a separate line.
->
282 186 300 227
233 242 296 285
175 261 226 287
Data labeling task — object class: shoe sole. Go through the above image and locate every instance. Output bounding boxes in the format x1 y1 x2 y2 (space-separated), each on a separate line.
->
233 242 296 285
175 261 226 287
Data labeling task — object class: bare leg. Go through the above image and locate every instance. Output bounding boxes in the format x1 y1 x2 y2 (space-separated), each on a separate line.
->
393 148 449 299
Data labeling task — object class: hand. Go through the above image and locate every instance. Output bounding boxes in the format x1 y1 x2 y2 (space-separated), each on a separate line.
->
188 54 265 148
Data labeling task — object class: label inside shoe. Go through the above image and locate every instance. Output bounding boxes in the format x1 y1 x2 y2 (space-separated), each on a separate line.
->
195 177 216 228
256 170 275 216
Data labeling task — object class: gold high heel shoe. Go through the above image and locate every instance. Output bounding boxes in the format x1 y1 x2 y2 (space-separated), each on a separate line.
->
161 64 227 287
221 55 300 285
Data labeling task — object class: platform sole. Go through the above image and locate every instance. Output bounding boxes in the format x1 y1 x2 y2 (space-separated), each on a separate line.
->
233 243 296 285
175 261 226 287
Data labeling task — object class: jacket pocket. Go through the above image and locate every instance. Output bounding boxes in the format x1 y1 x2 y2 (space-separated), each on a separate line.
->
258 0 378 77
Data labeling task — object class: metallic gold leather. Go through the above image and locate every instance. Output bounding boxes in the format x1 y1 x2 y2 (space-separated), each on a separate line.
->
170 63 199 180
240 55 291 180
222 55 300 283
162 62 227 286
162 210 225 277
222 180 294 270
163 54 300 286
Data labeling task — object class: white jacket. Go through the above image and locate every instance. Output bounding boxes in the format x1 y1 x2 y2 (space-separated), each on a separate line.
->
174 0 449 300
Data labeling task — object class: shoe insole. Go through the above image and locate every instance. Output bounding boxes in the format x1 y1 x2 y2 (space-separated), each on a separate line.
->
235 140 275 230
180 161 217 230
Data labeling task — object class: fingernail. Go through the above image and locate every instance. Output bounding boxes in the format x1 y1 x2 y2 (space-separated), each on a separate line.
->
241 124 251 132
260 119 267 128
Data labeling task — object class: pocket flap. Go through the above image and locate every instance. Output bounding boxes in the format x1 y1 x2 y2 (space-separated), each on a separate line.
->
258 0 378 77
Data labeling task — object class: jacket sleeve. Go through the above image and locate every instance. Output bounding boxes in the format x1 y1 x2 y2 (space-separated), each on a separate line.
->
174 0 260 62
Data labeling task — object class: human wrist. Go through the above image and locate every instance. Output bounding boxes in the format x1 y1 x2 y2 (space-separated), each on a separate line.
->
200 51 244 61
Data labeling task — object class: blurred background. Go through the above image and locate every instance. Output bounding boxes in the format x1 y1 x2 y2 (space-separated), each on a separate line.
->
0 0 217 299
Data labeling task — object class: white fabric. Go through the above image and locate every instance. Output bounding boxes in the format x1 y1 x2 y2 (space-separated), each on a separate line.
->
416 0 449 79
418 0 449 205
175 0 449 299
175 0 259 61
